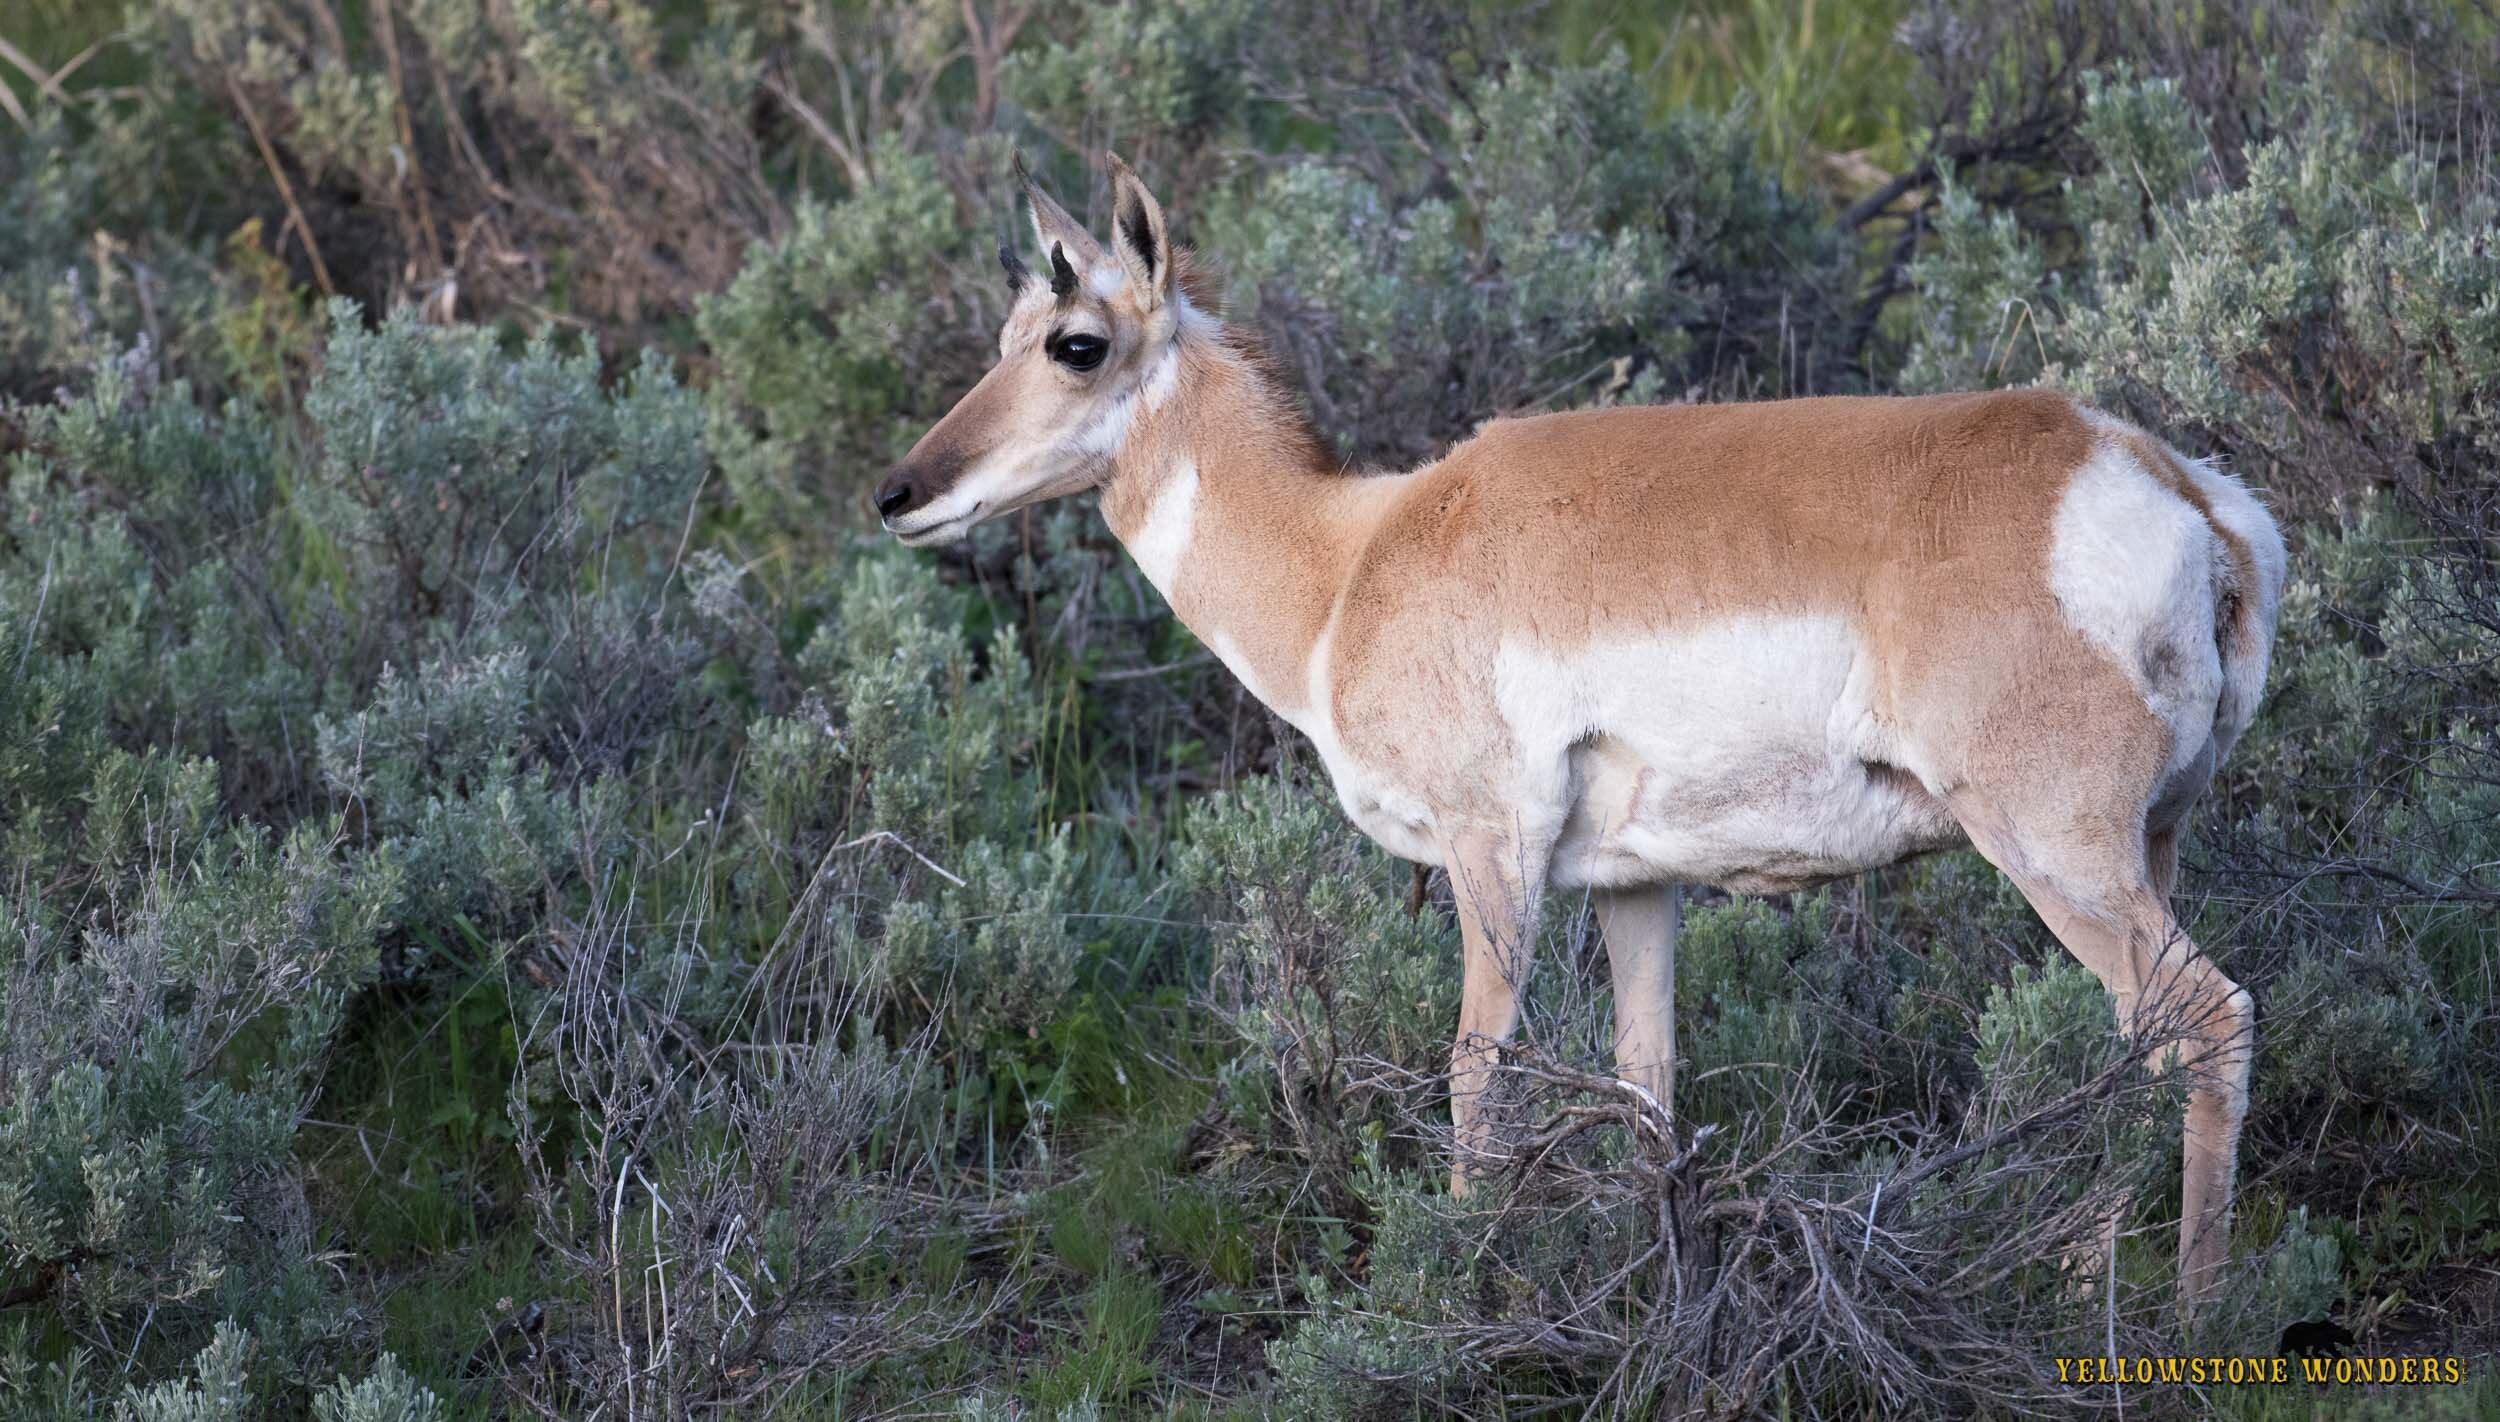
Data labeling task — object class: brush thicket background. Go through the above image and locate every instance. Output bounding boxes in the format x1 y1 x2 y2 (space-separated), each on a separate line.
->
0 1 2495 1417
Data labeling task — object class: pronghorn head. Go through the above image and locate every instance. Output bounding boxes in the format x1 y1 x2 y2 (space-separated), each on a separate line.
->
875 154 1183 545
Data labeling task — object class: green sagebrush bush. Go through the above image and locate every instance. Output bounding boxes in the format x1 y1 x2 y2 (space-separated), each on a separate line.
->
1900 28 2500 504
2 0 2496 1414
2 348 391 1396
0 111 240 405
298 303 705 644
2223 498 2494 1165
81 1324 439 1422
0 627 399 1397
1 280 1097 1410
1176 774 1458 1192
695 142 998 535
1219 49 1856 466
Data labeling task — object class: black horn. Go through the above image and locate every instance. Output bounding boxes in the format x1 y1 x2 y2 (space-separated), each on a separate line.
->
1048 240 1078 299
999 239 1030 294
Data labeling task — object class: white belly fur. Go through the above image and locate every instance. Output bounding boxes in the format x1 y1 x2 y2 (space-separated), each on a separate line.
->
1310 614 1967 892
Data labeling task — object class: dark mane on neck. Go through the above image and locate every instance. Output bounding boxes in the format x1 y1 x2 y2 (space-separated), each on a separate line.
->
1171 245 1343 477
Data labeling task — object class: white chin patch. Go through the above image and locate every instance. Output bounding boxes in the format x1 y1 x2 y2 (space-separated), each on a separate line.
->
888 501 985 545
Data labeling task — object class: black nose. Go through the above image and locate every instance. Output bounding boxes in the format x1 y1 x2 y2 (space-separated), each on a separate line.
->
874 468 919 519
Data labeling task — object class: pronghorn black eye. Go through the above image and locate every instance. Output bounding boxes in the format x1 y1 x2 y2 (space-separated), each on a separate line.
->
1050 333 1108 371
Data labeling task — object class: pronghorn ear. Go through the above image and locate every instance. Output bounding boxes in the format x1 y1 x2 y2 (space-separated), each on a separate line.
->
1014 151 1101 284
1106 153 1172 310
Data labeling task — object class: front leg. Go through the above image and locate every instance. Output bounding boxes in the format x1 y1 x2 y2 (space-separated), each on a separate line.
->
1443 829 1546 1196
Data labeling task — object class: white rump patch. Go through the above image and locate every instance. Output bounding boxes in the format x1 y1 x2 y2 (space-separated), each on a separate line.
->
2049 444 2226 777
2175 454 2288 754
2179 458 2286 612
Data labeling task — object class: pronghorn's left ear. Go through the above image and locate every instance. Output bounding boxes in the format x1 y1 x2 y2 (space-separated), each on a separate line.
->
1105 153 1173 311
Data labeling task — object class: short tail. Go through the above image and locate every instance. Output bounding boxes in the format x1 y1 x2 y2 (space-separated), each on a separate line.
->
2179 454 2288 757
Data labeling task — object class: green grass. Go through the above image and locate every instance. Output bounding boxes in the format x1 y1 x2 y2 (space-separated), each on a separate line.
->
308 958 528 1260
0 0 147 111
1546 0 1919 185
2215 1369 2500 1421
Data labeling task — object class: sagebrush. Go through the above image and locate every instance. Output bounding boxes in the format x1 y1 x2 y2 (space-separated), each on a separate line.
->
0 0 2493 1417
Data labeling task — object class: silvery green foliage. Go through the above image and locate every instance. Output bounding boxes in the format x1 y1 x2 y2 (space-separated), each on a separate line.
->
2222 1207 2342 1350
309 1354 440 1422
1901 32 2500 492
1265 1236 1454 1420
0 120 126 392
1 304 721 1403
0 113 228 402
880 833 1083 1044
100 1328 438 1422
1672 895 1846 1129
2230 497 2476 1121
314 649 596 935
3 355 315 794
1177 775 1457 1173
0 651 398 1382
806 550 1047 852
1971 958 2125 1119
300 301 706 651
731 545 1086 1051
957 1395 1105 1422
110 1322 253 1422
1003 0 1255 142
289 302 706 926
1220 50 1852 464
697 144 992 531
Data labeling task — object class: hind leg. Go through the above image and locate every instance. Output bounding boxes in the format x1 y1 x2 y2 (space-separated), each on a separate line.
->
2059 822 2185 1287
1955 794 2253 1310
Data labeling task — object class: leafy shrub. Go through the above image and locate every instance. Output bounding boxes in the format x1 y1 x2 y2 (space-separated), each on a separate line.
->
298 302 706 667
1221 50 1855 465
695 147 996 533
1179 775 1458 1196
0 0 2495 1417
1901 26 2500 506
0 641 397 1389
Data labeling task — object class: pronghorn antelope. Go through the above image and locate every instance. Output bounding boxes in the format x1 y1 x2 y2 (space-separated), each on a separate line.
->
875 156 2288 1307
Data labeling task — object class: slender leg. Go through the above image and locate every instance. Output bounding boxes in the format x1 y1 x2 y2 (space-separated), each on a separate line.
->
2067 824 2187 1290
1597 884 1680 1117
1443 830 1544 1196
1959 806 2254 1310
